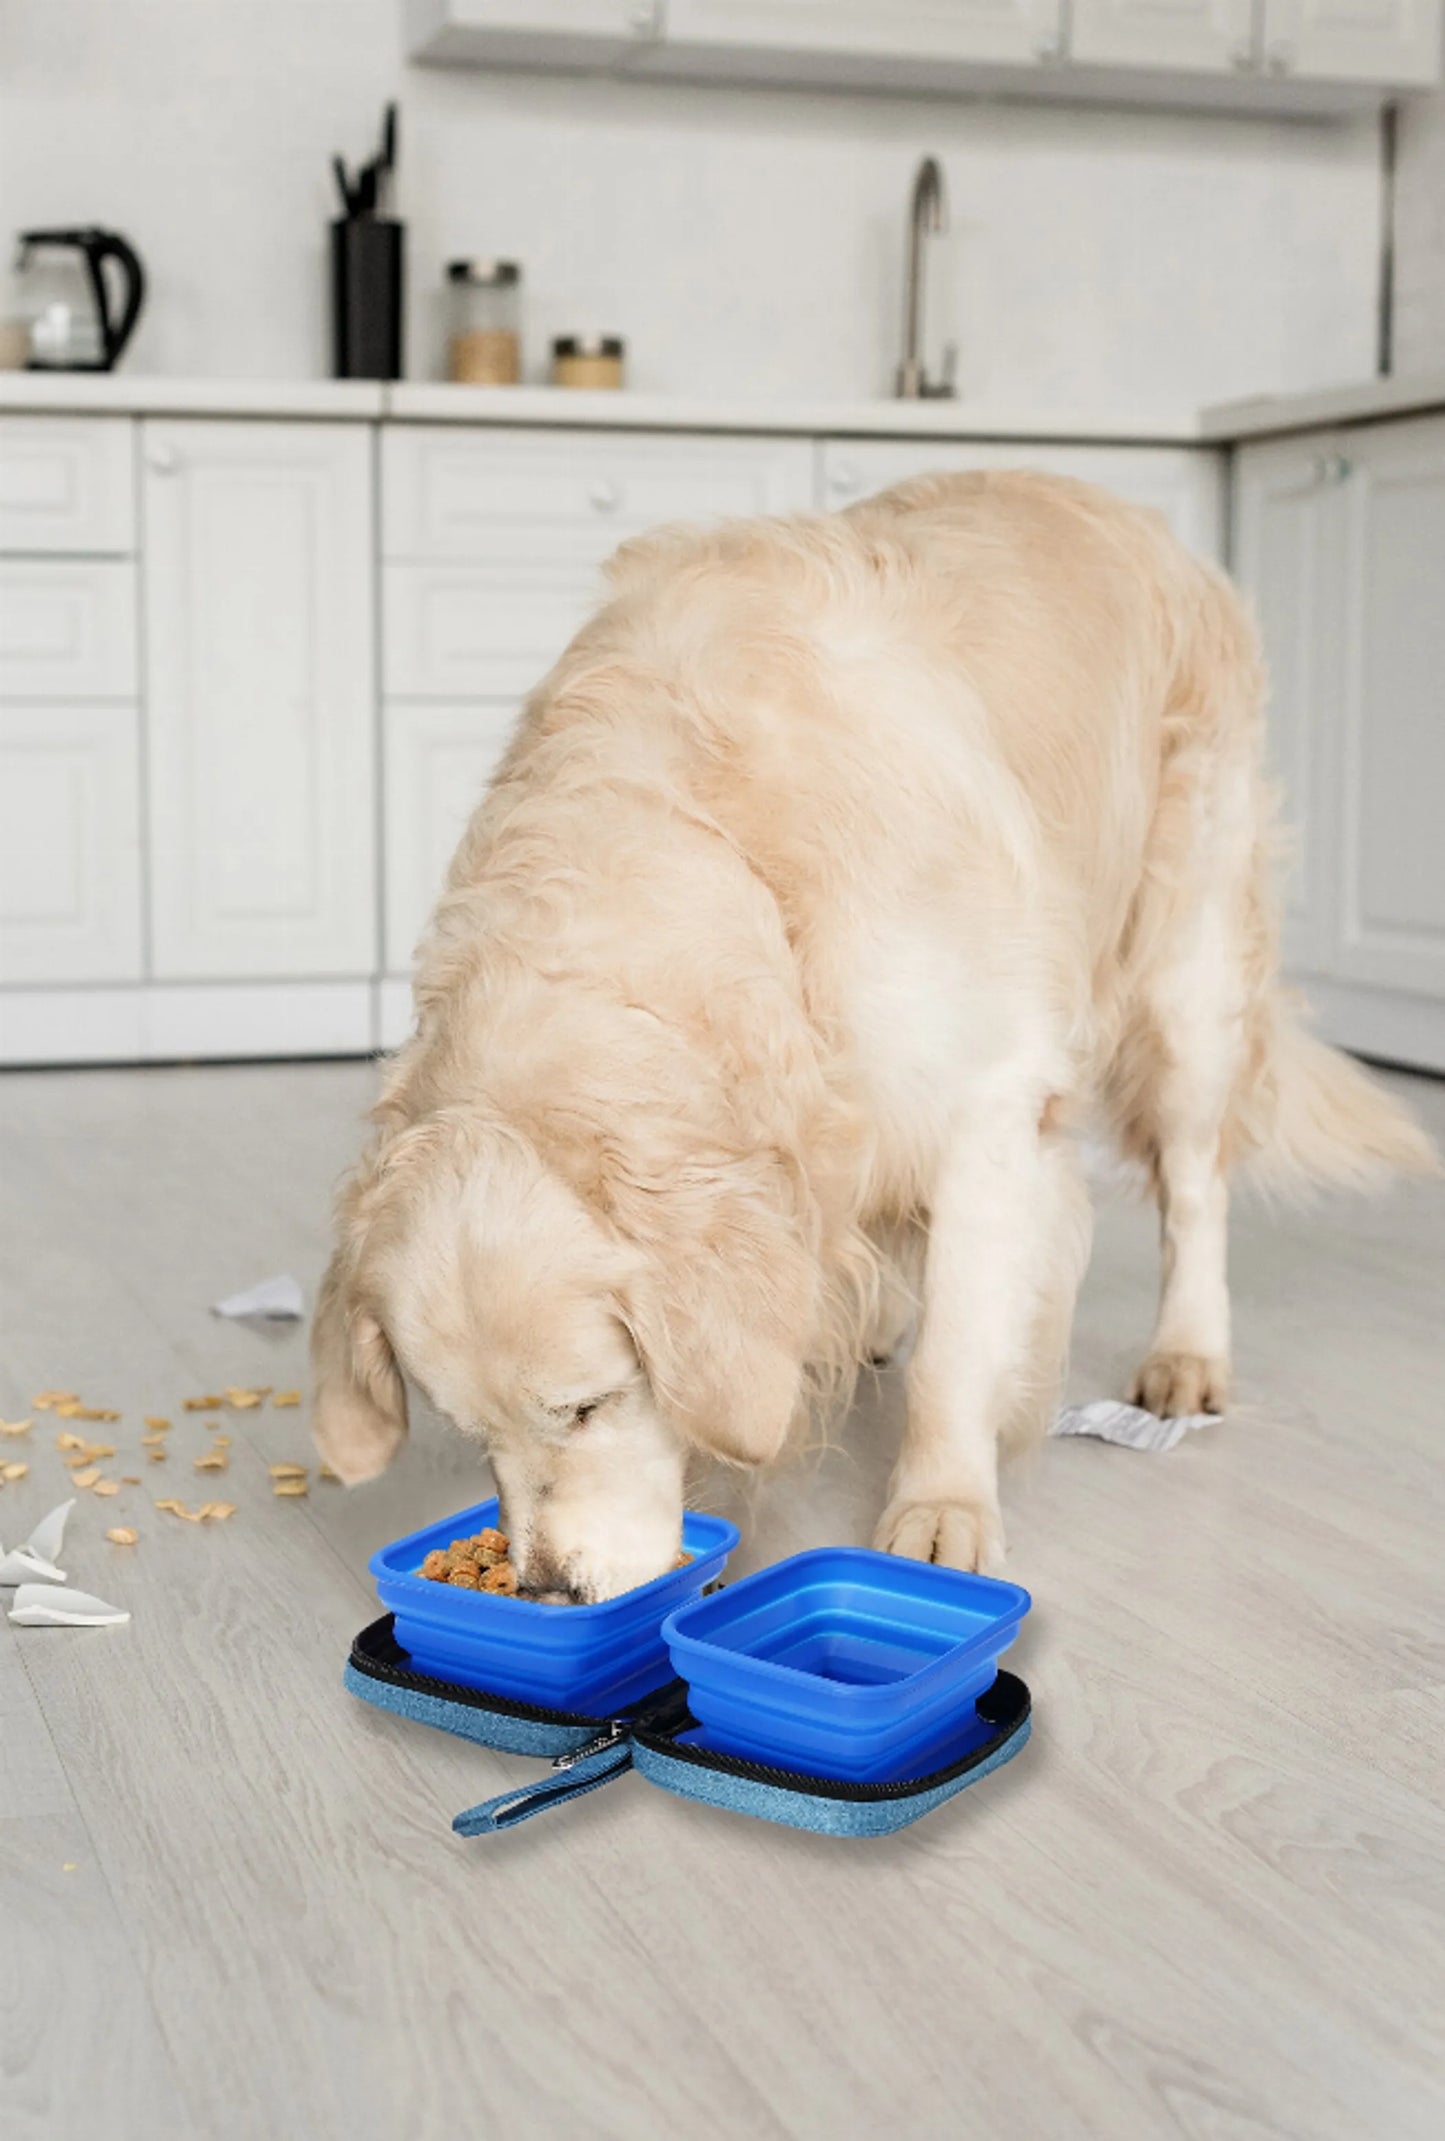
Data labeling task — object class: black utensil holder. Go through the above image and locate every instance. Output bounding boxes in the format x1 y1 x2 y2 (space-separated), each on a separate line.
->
330 217 403 380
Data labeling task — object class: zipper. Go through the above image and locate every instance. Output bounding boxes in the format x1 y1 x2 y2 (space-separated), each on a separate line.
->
631 1672 1030 1802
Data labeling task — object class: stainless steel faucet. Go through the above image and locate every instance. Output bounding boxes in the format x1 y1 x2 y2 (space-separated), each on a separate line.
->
896 156 956 400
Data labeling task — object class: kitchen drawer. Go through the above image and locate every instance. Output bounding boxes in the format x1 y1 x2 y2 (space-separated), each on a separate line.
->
383 426 815 562
383 560 600 698
817 439 1225 561
0 559 137 699
0 700 143 984
0 417 136 554
384 698 520 970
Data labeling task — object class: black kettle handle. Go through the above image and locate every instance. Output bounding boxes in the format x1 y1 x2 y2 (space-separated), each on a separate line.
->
86 229 146 370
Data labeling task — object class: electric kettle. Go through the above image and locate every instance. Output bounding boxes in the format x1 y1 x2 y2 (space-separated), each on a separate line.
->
14 226 146 371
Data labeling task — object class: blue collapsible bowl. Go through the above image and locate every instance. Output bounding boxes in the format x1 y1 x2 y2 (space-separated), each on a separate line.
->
371 1497 740 1714
662 1547 1030 1783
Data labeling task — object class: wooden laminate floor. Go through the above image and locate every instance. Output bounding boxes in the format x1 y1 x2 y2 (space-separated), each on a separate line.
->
1 1059 1442 2141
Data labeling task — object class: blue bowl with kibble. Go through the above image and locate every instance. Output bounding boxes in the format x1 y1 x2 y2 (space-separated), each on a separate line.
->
661 1547 1031 1782
369 1497 740 1715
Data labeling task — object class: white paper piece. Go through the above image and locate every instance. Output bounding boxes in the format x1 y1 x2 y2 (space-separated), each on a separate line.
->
9 1584 130 1628
1050 1400 1216 1455
0 1498 75 1586
212 1273 305 1320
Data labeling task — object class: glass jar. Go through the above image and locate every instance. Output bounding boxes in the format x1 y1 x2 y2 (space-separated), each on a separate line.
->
446 260 521 385
551 335 625 391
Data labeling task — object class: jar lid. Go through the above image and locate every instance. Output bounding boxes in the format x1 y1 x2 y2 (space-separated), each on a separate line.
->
552 335 625 359
447 259 521 287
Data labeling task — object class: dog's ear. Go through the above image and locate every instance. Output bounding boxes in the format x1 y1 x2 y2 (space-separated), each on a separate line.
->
310 1246 409 1485
620 1157 815 1469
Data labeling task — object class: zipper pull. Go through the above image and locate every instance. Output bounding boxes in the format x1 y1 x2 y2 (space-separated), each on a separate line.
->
454 1736 633 1836
552 1720 627 1771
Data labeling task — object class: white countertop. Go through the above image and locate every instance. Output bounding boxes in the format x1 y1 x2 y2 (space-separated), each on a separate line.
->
1201 370 1445 440
0 370 1203 444
8 367 1443 444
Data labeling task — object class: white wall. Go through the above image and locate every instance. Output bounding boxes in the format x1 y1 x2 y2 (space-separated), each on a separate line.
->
0 0 1384 417
1396 91 1445 372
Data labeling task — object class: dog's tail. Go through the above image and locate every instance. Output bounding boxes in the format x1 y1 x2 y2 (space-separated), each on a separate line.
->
1240 998 1438 1193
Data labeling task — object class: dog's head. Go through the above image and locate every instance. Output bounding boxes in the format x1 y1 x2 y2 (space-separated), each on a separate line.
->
311 1113 815 1601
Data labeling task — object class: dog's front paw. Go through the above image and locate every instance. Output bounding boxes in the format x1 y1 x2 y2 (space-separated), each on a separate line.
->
873 1496 1005 1574
1129 1351 1229 1417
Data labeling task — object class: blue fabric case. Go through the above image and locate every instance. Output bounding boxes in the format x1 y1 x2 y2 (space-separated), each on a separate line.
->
346 1615 1031 1840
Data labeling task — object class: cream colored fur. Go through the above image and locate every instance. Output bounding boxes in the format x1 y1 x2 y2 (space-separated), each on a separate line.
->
313 472 1435 1595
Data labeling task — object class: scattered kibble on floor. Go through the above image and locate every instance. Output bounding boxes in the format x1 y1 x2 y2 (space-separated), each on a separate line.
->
105 1528 139 1546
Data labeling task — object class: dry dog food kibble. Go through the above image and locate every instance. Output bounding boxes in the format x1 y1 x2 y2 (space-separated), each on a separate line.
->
418 1530 691 1600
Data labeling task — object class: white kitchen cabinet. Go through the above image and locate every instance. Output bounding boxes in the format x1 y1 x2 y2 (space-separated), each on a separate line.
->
818 438 1225 560
1332 417 1445 1005
1234 415 1445 1070
406 0 662 68
1232 432 1343 976
0 559 137 701
655 0 1063 69
142 420 376 982
0 702 143 984
0 416 135 555
1070 0 1254 72
380 426 815 980
383 700 519 971
1262 0 1443 84
383 426 816 564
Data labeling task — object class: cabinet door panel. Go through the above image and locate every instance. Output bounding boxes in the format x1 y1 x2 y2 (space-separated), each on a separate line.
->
1071 0 1255 72
383 563 598 700
0 560 137 700
383 699 519 970
143 421 376 982
662 0 1060 64
0 702 142 983
1335 418 1445 997
0 417 135 555
818 439 1225 558
383 428 815 563
1264 0 1443 84
1232 437 1346 976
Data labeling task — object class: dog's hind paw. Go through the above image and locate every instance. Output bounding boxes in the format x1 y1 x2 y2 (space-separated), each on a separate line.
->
873 1496 1006 1575
1129 1351 1229 1418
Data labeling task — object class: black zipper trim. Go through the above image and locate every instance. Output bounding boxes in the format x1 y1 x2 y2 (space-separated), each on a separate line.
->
348 1613 682 1732
352 1613 1029 1808
632 1671 1030 1803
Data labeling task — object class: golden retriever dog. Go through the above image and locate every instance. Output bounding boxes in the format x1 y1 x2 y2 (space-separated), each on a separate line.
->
312 472 1432 1597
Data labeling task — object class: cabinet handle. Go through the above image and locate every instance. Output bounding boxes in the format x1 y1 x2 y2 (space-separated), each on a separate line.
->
829 461 860 498
145 441 178 474
588 477 621 513
1033 35 1062 61
1311 453 1352 486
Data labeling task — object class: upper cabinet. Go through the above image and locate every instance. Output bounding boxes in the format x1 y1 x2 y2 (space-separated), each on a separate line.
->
653 1 1062 72
407 0 1443 105
1263 0 1443 84
403 0 662 69
1070 0 1254 74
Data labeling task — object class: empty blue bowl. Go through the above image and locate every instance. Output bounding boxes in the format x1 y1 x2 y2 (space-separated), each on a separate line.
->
662 1547 1030 1782
371 1497 740 1714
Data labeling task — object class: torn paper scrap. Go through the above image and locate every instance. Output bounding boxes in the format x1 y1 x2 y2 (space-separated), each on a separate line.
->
1050 1400 1216 1455
211 1273 305 1321
0 1499 75 1586
9 1584 130 1628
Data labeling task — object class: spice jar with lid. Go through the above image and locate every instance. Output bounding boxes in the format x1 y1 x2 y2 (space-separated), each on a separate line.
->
446 260 521 384
551 334 625 391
